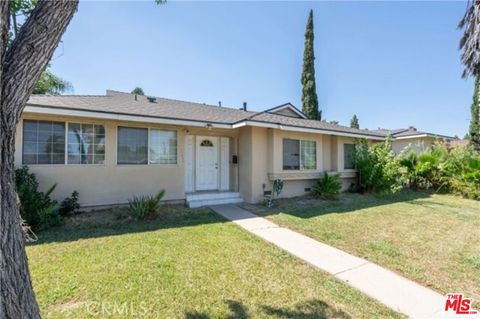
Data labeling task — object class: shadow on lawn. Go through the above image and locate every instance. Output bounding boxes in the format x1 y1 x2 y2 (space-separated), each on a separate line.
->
31 191 433 245
184 299 350 319
249 190 432 220
29 207 226 245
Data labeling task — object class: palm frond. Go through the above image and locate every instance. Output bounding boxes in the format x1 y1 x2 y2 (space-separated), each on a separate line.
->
459 0 480 78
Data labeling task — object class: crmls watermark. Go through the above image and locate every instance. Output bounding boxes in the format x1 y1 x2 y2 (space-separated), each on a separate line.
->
85 301 149 317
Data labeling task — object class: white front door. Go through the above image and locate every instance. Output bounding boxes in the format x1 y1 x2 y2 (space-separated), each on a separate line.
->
195 136 219 191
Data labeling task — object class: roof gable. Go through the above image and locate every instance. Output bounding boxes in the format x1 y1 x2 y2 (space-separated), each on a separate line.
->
264 103 307 119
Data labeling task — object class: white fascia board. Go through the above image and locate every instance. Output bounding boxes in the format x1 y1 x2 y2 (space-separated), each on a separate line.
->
393 134 428 140
23 105 233 129
234 120 385 140
394 134 452 140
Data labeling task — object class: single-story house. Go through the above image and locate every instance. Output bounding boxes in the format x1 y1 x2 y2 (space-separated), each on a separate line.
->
371 127 453 154
14 90 412 208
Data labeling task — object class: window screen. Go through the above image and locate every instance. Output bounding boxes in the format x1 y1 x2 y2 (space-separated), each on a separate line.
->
344 143 355 169
283 139 300 170
300 140 316 170
117 127 148 164
149 129 177 164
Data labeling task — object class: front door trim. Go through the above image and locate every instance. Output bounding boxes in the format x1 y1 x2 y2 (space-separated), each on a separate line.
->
195 136 219 191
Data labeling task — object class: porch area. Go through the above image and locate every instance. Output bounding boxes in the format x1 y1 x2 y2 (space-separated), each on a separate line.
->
185 191 243 208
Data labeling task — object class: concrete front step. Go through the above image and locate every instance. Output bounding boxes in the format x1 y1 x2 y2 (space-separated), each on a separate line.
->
186 192 243 208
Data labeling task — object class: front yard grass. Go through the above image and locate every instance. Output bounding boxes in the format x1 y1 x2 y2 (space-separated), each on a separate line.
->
27 205 401 318
244 191 480 304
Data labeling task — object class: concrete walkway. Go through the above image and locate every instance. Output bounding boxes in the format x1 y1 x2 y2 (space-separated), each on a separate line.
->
211 204 447 319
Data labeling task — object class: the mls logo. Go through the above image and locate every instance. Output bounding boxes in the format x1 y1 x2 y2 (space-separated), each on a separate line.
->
445 293 478 315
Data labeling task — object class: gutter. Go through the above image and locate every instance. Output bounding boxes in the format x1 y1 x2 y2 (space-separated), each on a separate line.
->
394 134 453 140
24 104 386 140
232 120 386 140
24 105 233 129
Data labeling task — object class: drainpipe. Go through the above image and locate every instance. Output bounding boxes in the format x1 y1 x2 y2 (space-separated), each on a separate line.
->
236 137 240 192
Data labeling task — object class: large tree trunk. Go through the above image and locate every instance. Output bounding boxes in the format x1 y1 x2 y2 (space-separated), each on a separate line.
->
0 1 78 318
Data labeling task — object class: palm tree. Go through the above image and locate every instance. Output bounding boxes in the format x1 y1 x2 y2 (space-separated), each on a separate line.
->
459 0 480 78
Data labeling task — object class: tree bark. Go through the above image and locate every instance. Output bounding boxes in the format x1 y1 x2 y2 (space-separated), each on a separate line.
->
0 1 78 318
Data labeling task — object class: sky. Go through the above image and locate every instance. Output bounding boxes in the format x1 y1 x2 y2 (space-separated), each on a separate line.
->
49 1 473 137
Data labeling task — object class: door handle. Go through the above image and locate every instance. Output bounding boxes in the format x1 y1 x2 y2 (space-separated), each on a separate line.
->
215 163 218 169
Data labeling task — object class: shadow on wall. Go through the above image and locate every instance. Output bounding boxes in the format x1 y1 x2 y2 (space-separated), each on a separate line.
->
184 299 350 319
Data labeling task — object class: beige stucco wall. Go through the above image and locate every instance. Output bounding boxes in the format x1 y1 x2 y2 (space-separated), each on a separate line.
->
15 112 361 206
237 126 270 203
237 127 357 203
15 113 238 206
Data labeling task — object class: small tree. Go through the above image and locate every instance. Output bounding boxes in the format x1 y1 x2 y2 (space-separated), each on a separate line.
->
301 9 320 120
350 114 360 129
11 1 72 96
459 1 480 78
131 86 145 95
469 77 480 151
33 70 73 95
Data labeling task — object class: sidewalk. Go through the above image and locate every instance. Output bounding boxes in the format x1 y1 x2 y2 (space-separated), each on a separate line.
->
211 204 447 319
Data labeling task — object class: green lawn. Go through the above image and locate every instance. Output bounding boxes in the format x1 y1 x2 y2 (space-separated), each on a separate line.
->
27 205 401 318
245 191 480 305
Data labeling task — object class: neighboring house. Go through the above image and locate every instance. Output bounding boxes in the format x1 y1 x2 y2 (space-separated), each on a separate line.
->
448 139 469 148
372 127 453 154
16 90 388 207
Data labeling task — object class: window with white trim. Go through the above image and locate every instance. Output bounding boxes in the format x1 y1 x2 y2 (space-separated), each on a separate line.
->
117 127 148 165
149 129 177 164
344 143 355 169
117 127 178 165
67 123 105 164
282 139 317 170
22 120 66 164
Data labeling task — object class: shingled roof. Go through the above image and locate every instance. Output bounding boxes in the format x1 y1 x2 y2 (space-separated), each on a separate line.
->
27 90 255 125
371 127 453 139
25 90 385 139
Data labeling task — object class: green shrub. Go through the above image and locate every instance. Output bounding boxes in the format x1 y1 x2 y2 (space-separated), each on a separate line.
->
128 190 166 220
354 139 402 194
272 179 284 197
313 173 342 199
447 147 480 199
15 166 63 230
60 191 80 216
38 202 63 229
398 143 480 200
398 150 419 188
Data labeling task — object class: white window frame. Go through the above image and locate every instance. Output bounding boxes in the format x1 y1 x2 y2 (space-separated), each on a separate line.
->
66 121 107 166
299 140 317 170
116 125 178 166
282 138 317 171
149 128 178 165
21 119 109 166
22 119 67 166
343 143 356 170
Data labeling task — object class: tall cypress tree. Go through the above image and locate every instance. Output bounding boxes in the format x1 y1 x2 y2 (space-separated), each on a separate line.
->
469 77 480 151
301 9 320 120
350 114 360 129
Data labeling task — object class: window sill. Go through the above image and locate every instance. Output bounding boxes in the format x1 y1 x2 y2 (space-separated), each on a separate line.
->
268 170 356 181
